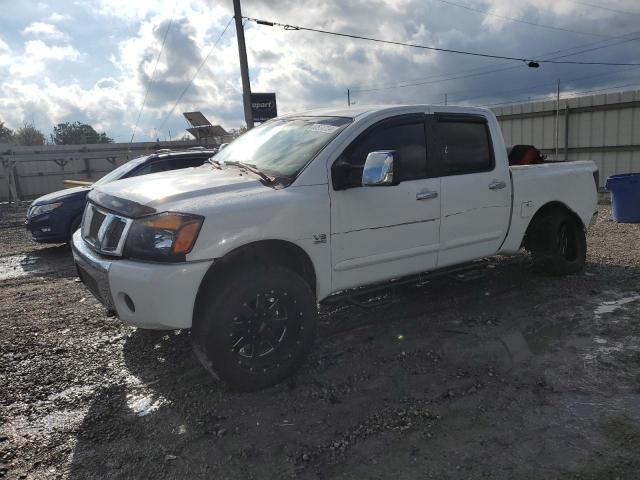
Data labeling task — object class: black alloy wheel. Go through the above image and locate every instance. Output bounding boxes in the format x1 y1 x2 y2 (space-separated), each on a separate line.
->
192 263 317 391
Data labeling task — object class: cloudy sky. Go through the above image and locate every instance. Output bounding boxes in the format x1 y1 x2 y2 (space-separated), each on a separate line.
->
0 0 639 142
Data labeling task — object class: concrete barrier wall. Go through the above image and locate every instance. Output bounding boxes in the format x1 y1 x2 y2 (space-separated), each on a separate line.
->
0 138 231 201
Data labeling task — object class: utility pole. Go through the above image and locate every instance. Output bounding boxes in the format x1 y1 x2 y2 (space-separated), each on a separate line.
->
555 79 560 161
347 89 351 106
444 93 448 106
233 0 254 130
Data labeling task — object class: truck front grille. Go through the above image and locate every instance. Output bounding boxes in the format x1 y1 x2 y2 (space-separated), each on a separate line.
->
81 204 132 256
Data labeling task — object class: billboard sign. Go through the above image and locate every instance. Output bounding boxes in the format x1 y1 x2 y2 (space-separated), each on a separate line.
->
250 92 277 122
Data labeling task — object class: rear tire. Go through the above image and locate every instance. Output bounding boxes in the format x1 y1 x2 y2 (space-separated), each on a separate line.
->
192 263 317 391
528 209 586 276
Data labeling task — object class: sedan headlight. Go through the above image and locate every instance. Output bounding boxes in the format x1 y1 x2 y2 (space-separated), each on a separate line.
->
123 212 204 262
29 202 63 217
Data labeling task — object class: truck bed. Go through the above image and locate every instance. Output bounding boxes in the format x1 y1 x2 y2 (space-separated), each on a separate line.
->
499 160 599 254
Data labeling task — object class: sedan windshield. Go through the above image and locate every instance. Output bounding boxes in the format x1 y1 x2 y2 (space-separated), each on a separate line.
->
214 116 353 178
93 155 149 186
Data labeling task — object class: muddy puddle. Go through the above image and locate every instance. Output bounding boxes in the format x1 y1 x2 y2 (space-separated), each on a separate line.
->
0 249 74 281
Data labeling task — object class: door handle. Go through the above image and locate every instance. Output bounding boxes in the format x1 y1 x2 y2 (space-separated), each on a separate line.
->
488 180 507 190
416 190 438 201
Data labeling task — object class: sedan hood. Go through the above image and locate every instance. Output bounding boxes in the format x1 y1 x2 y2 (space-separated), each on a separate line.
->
32 186 91 205
90 166 269 213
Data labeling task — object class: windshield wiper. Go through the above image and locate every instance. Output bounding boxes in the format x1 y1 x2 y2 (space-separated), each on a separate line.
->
223 161 275 184
207 157 222 169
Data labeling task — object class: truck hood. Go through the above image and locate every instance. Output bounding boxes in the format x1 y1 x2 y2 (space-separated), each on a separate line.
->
33 186 91 205
89 166 269 214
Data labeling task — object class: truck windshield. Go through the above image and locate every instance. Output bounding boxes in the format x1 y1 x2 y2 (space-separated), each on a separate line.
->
214 116 353 178
94 155 149 186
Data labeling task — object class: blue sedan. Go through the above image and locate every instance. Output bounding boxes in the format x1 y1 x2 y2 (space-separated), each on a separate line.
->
25 148 216 243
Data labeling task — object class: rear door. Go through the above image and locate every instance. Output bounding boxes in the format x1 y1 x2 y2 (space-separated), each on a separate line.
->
329 113 441 292
434 113 511 267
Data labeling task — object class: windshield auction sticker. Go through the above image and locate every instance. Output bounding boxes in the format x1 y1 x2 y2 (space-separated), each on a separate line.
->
306 124 339 134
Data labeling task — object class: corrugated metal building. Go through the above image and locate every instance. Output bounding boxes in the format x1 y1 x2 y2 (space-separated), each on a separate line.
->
492 89 640 188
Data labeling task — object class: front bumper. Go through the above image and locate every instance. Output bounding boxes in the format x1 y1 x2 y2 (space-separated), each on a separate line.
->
71 231 212 329
25 215 66 242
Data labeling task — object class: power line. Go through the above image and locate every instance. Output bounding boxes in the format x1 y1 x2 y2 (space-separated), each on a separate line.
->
444 65 640 105
353 32 640 94
477 81 640 107
432 0 610 38
568 1 640 16
158 16 234 133
244 17 640 67
355 65 520 94
549 34 640 60
245 17 536 64
351 30 640 93
130 2 177 143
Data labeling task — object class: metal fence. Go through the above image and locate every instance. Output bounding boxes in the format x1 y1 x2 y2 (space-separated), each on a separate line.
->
2 90 639 201
0 138 233 202
493 89 640 188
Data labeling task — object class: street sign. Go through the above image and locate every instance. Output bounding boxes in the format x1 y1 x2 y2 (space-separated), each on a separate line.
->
250 93 277 122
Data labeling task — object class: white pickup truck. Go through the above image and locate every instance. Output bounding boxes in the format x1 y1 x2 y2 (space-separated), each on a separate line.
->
72 105 598 390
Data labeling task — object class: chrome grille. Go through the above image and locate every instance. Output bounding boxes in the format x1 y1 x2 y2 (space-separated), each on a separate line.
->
81 204 132 256
103 218 126 251
88 209 105 243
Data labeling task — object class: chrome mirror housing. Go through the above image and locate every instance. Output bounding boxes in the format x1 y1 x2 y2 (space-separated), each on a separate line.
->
362 150 398 187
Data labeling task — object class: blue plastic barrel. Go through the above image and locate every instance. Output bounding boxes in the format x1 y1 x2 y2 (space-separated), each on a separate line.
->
606 173 640 223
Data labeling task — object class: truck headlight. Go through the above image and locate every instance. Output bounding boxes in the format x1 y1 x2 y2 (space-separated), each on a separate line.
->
123 212 204 262
29 202 63 217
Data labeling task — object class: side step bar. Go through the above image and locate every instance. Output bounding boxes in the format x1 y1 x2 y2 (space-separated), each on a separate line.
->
322 260 488 308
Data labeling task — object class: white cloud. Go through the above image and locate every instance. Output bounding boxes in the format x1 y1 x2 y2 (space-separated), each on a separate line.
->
1 0 639 142
22 21 69 41
48 12 71 23
0 37 9 52
92 0 172 21
9 40 80 78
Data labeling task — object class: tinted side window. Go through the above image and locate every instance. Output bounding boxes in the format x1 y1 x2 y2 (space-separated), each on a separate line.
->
341 121 427 184
171 156 207 169
130 159 175 177
436 121 493 175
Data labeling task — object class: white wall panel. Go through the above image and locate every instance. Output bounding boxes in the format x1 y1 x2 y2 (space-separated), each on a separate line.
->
495 89 640 187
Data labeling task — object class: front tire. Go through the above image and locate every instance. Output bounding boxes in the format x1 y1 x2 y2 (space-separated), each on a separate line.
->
528 209 586 276
192 263 317 391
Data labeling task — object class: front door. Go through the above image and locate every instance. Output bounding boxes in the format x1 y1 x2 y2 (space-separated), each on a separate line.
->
329 113 441 292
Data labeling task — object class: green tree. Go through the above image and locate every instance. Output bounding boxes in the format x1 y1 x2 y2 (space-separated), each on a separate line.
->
0 120 14 144
51 121 113 145
15 123 46 146
228 125 247 138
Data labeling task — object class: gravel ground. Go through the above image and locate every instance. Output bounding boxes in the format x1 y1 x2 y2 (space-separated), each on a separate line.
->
1 202 640 479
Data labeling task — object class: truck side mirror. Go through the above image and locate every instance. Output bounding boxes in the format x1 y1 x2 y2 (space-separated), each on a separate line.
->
362 151 399 187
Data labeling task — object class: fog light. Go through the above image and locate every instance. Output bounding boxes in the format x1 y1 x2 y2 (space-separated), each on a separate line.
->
41 227 51 232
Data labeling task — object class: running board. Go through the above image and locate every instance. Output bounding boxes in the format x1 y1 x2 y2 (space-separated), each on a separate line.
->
322 261 487 308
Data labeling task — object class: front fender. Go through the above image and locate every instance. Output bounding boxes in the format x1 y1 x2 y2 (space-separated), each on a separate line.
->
185 184 333 300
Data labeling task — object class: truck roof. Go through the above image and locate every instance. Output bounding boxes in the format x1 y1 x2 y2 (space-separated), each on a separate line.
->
285 104 492 121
